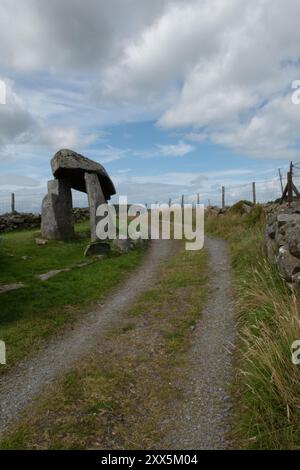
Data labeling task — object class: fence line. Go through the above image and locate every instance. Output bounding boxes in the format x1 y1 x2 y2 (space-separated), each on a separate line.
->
0 162 298 216
0 190 89 215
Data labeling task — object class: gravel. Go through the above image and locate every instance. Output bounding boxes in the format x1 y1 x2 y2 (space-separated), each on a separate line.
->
160 236 236 449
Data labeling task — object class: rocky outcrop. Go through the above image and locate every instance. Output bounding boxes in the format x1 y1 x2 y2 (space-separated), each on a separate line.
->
265 202 300 288
112 237 136 253
205 206 228 216
205 200 254 217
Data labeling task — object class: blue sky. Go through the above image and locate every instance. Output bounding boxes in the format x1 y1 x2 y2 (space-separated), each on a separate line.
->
1 0 300 208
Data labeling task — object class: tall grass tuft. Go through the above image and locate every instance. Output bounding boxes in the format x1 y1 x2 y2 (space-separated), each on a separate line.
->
206 206 300 449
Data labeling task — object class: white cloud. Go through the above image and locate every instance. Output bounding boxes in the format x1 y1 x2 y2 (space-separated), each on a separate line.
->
40 127 97 151
97 0 300 159
0 0 175 72
112 179 187 204
0 79 35 146
133 140 195 159
2 0 300 193
111 166 283 205
211 94 300 159
157 140 195 157
0 174 40 187
91 145 131 163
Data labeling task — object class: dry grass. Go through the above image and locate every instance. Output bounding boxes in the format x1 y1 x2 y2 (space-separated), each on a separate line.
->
206 207 300 449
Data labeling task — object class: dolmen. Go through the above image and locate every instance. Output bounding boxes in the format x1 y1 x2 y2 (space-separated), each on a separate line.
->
41 149 116 244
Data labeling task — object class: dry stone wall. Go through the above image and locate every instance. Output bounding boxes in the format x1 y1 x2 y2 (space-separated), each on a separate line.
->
0 208 89 233
265 202 300 288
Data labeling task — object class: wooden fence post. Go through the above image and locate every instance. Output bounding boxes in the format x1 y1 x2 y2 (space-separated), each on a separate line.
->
288 171 292 207
181 194 184 208
221 186 225 209
11 193 15 214
278 168 284 195
252 182 256 205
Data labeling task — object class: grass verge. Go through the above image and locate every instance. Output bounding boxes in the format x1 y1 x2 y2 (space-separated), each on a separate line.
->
0 244 208 450
206 207 300 449
0 221 145 370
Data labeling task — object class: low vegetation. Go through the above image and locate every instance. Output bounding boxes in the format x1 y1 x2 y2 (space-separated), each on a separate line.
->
0 221 145 370
0 245 208 450
3 203 298 449
206 206 300 449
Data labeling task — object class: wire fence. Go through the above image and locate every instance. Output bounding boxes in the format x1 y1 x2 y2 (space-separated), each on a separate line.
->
0 190 89 215
0 164 296 216
152 176 285 208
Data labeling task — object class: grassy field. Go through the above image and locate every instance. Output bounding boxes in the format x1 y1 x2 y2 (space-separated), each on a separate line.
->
0 245 208 450
0 221 145 370
206 205 300 449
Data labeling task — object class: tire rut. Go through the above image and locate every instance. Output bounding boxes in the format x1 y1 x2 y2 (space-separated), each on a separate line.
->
0 240 180 437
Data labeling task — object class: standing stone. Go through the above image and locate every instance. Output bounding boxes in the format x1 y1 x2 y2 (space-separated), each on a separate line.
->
84 172 106 242
41 179 74 240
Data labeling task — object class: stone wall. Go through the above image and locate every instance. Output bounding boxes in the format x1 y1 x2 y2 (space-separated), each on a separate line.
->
0 213 41 233
265 202 300 289
73 207 90 223
0 208 89 233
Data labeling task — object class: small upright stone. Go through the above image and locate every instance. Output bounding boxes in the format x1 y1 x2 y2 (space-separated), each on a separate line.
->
84 242 111 257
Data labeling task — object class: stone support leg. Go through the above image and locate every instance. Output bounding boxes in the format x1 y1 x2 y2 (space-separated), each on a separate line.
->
41 179 74 240
84 172 107 242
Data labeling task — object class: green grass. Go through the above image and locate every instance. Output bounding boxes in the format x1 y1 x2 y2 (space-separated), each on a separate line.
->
0 245 209 450
0 221 145 369
206 206 300 449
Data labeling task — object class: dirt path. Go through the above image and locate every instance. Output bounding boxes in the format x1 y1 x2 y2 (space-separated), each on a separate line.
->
0 240 180 437
0 236 236 449
161 236 236 449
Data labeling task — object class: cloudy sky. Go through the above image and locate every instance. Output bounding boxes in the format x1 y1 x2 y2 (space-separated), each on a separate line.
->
1 0 300 208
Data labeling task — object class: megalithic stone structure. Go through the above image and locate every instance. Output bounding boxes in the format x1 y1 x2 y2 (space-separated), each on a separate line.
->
41 149 116 242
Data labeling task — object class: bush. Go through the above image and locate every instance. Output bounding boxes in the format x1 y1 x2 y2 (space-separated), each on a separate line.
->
229 200 253 215
244 204 264 226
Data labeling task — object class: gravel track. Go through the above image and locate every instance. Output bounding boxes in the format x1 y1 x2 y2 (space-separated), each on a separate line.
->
0 240 180 437
161 236 236 449
0 236 236 448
